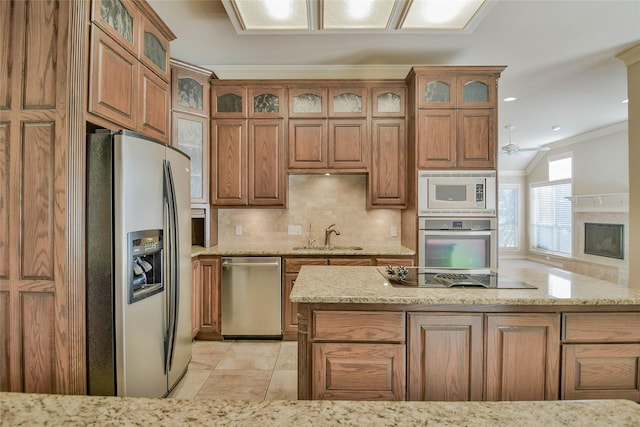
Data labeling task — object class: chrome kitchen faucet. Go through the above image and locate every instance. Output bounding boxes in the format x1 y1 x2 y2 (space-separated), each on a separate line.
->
324 224 341 248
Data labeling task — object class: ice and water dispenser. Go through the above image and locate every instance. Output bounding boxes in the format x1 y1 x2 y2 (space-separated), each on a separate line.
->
128 230 164 303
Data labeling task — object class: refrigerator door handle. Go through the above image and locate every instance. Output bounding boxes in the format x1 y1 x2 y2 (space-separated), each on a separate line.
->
167 161 180 371
163 160 179 374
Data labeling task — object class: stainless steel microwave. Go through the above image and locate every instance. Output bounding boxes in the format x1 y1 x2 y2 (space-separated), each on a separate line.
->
418 170 497 216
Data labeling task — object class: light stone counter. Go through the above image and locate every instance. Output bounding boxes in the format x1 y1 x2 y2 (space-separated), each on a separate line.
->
191 244 415 257
2 392 639 426
289 265 640 305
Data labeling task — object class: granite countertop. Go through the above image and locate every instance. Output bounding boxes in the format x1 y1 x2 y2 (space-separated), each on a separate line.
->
191 244 415 257
289 265 640 305
3 392 640 426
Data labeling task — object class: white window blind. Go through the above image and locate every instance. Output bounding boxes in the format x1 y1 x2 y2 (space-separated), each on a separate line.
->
531 182 572 255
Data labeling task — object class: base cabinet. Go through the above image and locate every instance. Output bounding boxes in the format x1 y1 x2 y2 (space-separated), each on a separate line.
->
485 314 560 401
561 312 640 401
196 257 221 340
407 313 483 401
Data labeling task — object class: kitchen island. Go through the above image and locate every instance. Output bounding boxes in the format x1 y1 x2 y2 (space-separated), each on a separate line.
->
3 392 640 426
290 265 640 402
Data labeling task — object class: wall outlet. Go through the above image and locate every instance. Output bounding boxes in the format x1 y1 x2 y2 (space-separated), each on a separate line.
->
390 226 398 237
288 225 303 236
235 224 243 236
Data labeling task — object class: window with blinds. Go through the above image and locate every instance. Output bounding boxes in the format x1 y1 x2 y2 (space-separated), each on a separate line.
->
498 184 519 249
530 154 573 256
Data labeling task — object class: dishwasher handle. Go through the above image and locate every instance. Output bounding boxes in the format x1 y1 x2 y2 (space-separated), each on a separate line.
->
222 261 280 268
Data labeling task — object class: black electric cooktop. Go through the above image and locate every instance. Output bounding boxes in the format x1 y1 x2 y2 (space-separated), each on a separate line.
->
377 267 537 289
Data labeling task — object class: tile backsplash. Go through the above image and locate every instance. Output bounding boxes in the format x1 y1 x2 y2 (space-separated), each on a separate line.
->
218 175 401 247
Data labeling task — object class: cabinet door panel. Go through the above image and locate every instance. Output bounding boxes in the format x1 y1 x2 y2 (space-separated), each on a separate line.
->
191 258 201 338
248 119 285 206
312 343 406 400
456 75 496 108
283 273 298 340
408 313 483 401
370 119 406 207
562 344 640 401
172 112 208 203
89 25 137 129
457 109 495 168
485 314 560 401
328 87 367 117
139 65 169 142
417 110 456 169
211 120 246 205
197 257 221 339
371 87 406 117
289 88 327 118
328 119 367 169
417 75 456 108
288 120 327 169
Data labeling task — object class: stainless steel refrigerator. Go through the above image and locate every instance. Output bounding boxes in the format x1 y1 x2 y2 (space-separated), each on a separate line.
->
86 130 192 398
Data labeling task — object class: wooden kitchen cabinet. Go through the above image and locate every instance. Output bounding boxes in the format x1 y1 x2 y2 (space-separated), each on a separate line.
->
329 87 368 118
485 313 561 401
410 67 503 170
138 63 170 142
211 86 246 118
89 24 138 130
191 258 201 338
288 119 367 172
371 86 406 117
196 257 221 340
211 119 246 205
407 313 483 401
171 59 210 117
88 0 174 143
369 119 406 207
172 111 209 203
417 74 496 109
210 118 285 207
248 119 286 206
417 108 495 169
289 88 327 118
249 86 286 118
311 311 406 400
561 312 640 401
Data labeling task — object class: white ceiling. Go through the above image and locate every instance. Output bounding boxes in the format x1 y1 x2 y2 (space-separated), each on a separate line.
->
149 0 639 171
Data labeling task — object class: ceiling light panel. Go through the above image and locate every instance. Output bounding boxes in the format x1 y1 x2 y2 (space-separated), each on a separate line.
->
402 0 485 29
232 0 309 30
322 0 396 30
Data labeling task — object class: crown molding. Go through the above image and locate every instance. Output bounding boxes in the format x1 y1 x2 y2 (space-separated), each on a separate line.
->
204 64 413 80
617 43 640 66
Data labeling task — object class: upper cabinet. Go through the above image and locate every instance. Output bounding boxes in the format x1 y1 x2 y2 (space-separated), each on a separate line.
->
88 0 175 143
417 74 496 109
371 86 406 117
249 86 286 118
409 66 505 169
212 86 246 118
329 86 368 118
171 60 213 205
289 88 327 118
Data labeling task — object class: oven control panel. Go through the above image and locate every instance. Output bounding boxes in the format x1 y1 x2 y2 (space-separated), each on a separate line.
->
420 218 496 231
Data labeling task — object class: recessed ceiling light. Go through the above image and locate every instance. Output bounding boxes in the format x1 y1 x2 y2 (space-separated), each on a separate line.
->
622 99 629 103
402 0 486 29
503 97 517 102
551 125 561 131
223 0 490 33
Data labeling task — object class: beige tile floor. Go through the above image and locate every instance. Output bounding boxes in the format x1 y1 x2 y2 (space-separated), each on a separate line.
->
170 340 297 400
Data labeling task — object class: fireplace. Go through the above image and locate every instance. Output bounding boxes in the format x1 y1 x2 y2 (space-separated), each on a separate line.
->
584 223 624 259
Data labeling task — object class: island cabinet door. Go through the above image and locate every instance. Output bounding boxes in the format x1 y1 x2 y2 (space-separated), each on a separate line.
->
312 343 406 401
485 314 561 401
407 313 483 401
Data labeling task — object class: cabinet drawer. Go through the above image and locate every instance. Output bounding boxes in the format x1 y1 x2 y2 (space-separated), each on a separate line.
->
313 311 405 341
284 258 328 273
328 258 372 266
563 313 640 342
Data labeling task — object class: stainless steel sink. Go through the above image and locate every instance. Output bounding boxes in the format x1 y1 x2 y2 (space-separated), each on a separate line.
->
293 245 363 251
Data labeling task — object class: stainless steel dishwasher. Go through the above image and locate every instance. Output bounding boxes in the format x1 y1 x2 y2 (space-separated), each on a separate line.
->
221 257 282 338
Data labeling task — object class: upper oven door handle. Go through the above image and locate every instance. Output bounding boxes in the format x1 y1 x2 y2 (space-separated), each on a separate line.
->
424 230 493 235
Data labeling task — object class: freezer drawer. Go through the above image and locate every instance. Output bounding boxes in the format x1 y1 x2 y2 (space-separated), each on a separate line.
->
221 257 282 337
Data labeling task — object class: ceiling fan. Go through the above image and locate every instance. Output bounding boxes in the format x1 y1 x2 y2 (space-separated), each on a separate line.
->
500 125 551 155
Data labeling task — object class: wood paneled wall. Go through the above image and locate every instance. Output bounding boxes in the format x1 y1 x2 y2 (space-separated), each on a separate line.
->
0 0 85 394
